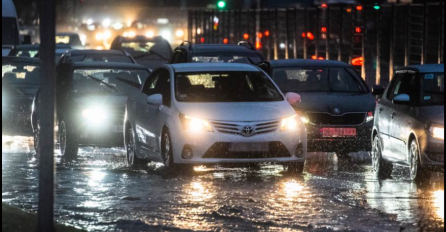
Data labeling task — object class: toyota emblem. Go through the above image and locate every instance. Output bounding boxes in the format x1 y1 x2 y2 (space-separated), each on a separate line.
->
241 126 255 137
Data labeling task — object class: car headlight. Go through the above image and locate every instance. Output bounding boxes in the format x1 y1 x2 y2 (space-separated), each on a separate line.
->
281 115 299 131
180 114 213 133
427 124 445 140
82 108 108 123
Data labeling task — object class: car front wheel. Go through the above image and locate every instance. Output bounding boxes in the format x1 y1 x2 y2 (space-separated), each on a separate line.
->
125 124 147 166
59 120 79 160
409 139 430 183
371 135 393 179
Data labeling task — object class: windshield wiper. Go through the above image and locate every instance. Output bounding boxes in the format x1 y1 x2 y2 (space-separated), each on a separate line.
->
88 75 118 93
134 50 169 60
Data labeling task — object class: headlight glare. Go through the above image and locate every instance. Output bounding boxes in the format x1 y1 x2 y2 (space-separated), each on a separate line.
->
180 114 213 133
366 111 374 123
429 125 445 140
281 115 298 131
82 108 108 123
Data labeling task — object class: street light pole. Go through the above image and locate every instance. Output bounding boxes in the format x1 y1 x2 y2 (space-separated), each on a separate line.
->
37 0 56 230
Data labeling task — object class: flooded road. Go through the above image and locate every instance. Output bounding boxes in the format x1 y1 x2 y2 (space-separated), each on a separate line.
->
2 139 444 232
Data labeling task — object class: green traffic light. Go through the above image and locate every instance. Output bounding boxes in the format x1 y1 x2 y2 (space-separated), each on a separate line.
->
217 1 226 9
374 5 381 10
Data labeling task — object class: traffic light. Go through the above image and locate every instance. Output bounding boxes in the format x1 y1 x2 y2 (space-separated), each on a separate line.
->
217 1 227 9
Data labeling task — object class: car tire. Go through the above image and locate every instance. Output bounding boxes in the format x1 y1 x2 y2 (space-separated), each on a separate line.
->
161 129 193 173
409 139 431 183
59 120 79 160
371 135 393 179
125 124 147 167
283 162 305 175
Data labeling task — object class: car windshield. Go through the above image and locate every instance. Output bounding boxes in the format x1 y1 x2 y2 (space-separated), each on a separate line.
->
175 71 283 102
192 53 262 64
121 41 171 60
421 73 444 106
71 68 148 95
68 54 134 63
272 67 367 93
2 62 40 85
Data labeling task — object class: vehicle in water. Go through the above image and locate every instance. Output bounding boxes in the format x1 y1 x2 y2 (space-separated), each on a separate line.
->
259 59 383 159
31 62 150 159
2 0 20 56
111 36 172 70
168 42 265 65
2 57 40 136
124 63 307 173
372 64 444 182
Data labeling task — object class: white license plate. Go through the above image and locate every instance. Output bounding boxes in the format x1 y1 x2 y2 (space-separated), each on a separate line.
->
229 143 269 152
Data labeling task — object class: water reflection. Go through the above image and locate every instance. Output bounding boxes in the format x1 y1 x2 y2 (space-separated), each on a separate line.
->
187 181 215 202
283 180 304 201
433 190 444 219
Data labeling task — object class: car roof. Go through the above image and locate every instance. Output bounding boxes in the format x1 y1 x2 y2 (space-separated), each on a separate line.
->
2 56 40 65
56 33 79 37
169 63 260 73
179 44 258 54
267 59 352 68
68 62 147 70
12 44 71 49
115 35 167 42
397 64 444 74
68 49 128 57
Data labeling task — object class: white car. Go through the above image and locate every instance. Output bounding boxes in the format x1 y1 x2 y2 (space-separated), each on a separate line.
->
124 63 307 173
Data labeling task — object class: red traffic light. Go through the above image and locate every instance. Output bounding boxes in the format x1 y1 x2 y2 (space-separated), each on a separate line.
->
264 30 270 37
200 38 205 43
352 57 364 66
243 33 250 40
321 27 328 33
355 27 362 33
356 6 364 11
307 32 315 40
223 38 229 44
322 3 328 9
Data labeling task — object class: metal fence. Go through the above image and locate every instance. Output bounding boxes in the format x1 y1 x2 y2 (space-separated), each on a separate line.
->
188 3 444 87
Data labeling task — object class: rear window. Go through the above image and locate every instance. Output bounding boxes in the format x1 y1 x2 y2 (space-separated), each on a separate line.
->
67 55 134 63
272 67 367 93
121 41 171 60
192 53 262 64
2 62 40 85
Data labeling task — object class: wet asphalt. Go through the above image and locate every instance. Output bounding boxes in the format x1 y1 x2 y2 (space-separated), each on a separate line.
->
1 138 444 232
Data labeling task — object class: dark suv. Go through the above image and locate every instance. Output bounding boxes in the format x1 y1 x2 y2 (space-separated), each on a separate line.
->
259 59 385 159
168 42 265 64
372 64 444 182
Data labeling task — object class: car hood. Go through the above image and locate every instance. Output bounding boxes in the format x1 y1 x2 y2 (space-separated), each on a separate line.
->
295 92 376 114
417 106 445 125
175 101 296 122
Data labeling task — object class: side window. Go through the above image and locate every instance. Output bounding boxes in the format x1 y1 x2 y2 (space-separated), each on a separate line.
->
141 70 171 107
387 72 417 101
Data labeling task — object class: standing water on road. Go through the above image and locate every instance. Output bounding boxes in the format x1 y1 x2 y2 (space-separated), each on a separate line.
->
2 138 444 231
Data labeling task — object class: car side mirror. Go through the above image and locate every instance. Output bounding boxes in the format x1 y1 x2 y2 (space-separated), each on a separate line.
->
147 94 163 107
372 85 386 96
286 92 302 105
393 94 411 105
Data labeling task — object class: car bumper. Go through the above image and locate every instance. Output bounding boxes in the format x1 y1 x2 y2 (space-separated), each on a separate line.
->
305 121 373 153
170 127 307 165
418 134 445 171
76 122 124 147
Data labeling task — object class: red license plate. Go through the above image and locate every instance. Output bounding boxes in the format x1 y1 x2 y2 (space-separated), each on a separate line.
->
321 128 357 138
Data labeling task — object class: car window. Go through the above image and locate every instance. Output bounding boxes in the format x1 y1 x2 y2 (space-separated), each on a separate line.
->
2 63 40 85
121 41 171 60
142 70 171 106
272 67 365 93
191 53 262 64
421 73 444 106
68 55 134 63
388 72 418 101
175 71 283 103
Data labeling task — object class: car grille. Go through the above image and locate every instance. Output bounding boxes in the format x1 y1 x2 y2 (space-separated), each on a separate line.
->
202 142 291 159
306 112 366 125
211 120 280 137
